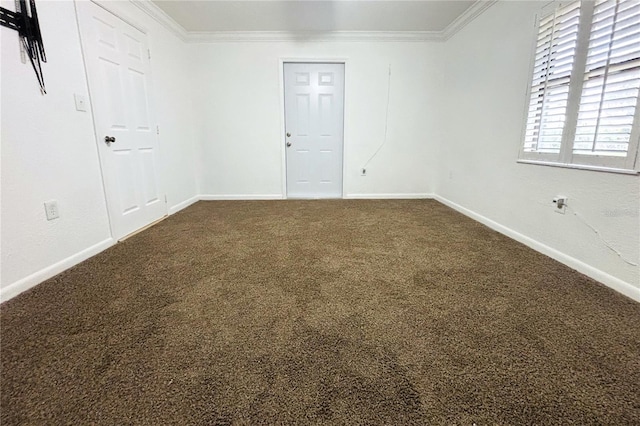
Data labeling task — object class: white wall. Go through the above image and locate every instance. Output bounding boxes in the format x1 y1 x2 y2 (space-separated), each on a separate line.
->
1 0 111 295
0 0 198 299
190 41 442 198
438 1 640 295
2 0 638 303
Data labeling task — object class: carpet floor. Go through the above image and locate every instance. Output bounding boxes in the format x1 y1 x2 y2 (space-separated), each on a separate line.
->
1 200 639 425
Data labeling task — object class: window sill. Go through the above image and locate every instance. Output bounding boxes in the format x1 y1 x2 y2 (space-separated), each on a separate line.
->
517 159 639 175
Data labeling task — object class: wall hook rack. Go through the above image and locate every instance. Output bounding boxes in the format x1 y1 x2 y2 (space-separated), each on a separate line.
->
0 0 47 94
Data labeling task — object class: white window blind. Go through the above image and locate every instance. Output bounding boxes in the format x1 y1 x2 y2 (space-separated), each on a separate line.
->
520 0 640 172
573 0 640 158
524 2 581 154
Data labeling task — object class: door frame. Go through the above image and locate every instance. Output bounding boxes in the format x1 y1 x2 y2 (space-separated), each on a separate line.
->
278 58 348 199
75 0 167 240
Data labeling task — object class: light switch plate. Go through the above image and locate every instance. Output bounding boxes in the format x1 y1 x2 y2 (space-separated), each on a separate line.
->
74 94 87 112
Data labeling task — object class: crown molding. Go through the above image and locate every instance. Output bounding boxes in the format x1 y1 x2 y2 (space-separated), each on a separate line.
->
186 31 443 43
442 0 498 41
129 0 188 41
130 0 496 44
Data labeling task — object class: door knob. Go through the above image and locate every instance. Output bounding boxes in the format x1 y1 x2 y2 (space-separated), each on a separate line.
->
104 136 116 144
286 142 292 147
286 132 291 137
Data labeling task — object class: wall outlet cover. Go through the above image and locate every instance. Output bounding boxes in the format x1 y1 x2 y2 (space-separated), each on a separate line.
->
553 196 567 214
44 200 60 220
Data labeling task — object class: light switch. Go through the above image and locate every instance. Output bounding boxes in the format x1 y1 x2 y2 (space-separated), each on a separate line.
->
74 94 87 112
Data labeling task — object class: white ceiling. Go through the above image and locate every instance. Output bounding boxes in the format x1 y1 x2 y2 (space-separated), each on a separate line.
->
151 1 477 33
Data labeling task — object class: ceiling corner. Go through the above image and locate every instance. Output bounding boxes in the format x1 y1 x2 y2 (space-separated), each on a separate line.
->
441 0 498 41
129 0 189 41
129 0 497 44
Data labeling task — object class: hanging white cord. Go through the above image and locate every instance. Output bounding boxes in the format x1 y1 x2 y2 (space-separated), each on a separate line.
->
567 205 639 267
362 64 392 171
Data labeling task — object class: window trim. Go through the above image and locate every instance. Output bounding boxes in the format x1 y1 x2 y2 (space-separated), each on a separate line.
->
517 159 639 174
518 0 640 174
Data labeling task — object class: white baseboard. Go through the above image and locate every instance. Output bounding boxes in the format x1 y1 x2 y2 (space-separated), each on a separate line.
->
0 238 115 303
200 194 285 200
4 195 636 304
344 193 434 199
434 195 640 303
168 195 199 215
200 193 434 200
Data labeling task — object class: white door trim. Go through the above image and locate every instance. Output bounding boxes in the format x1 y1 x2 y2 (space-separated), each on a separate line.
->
75 0 167 241
278 58 349 199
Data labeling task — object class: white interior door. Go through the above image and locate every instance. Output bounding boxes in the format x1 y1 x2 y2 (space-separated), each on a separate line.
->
284 63 345 198
77 2 166 240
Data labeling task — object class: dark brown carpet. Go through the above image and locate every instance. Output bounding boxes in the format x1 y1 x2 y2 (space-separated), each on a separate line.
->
1 200 639 425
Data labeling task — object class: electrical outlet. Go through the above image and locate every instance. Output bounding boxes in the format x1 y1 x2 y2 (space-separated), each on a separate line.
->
361 168 367 176
552 196 567 214
44 200 59 220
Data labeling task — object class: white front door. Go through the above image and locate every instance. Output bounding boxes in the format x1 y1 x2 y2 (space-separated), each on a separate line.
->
77 2 166 240
284 63 345 198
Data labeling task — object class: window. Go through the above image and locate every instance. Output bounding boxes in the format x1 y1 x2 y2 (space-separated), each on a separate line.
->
520 0 640 173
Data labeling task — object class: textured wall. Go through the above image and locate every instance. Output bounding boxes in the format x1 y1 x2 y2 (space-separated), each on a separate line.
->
437 1 640 291
190 41 442 198
2 0 637 302
0 0 199 295
1 0 111 289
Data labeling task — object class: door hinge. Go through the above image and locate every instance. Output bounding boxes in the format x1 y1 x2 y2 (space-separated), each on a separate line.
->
164 195 167 203
156 125 159 135
148 49 151 60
